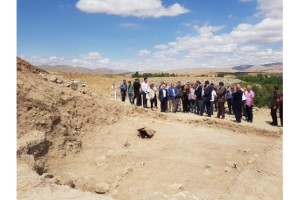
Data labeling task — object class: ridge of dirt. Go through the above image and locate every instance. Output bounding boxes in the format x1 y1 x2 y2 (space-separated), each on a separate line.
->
17 57 141 177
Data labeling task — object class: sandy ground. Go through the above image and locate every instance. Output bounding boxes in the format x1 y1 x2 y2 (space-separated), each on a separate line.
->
17 58 282 200
46 107 282 199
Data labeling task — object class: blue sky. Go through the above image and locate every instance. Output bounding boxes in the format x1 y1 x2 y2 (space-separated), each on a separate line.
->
17 0 282 70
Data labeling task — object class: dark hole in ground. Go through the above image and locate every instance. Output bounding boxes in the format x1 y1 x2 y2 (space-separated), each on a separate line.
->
137 127 155 139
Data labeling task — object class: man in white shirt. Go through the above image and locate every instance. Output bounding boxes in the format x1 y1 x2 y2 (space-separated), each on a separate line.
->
210 84 217 115
141 77 149 108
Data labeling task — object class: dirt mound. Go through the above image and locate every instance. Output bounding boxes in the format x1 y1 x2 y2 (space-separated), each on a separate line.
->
17 57 48 74
17 57 137 179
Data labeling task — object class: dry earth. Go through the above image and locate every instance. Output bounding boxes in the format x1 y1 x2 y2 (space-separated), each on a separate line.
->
17 57 282 200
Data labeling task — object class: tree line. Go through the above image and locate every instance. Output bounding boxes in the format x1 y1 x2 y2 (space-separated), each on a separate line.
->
238 74 283 108
131 71 178 78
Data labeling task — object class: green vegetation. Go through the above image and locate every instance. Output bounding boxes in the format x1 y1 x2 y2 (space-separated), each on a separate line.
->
238 74 283 108
131 71 178 78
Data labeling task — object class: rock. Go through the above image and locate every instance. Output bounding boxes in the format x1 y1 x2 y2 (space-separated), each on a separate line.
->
137 127 156 138
70 82 78 90
205 164 212 168
142 191 168 200
238 148 250 153
40 173 54 179
124 167 133 175
55 176 75 188
170 183 184 190
123 140 131 148
137 161 146 167
94 182 110 194
224 166 231 172
226 161 238 169
93 156 106 166
40 73 48 81
248 156 256 164
74 176 95 191
50 76 58 82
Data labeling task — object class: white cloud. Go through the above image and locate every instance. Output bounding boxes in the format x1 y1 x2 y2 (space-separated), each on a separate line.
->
194 25 225 37
153 44 169 49
256 0 282 18
119 23 138 28
97 58 110 65
22 52 110 69
230 18 282 43
75 0 189 18
139 14 282 69
240 45 258 52
138 49 151 57
79 51 102 59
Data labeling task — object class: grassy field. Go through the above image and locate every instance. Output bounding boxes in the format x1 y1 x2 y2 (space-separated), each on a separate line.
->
53 71 242 97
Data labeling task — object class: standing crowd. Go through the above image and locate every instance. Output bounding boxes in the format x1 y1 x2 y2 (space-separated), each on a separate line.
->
113 78 283 126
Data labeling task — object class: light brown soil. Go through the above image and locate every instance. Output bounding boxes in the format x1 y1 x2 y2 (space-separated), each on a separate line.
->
17 57 282 200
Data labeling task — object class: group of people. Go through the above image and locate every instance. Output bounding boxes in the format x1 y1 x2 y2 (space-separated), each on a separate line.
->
113 78 271 124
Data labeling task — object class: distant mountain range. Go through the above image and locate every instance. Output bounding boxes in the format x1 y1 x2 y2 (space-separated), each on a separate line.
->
233 62 282 72
232 65 254 71
39 65 133 76
38 62 282 75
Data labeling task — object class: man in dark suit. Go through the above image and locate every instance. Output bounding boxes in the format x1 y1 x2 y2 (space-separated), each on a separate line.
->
216 81 226 119
159 84 169 112
203 80 212 117
132 79 142 106
270 86 279 126
195 81 204 115
232 85 243 123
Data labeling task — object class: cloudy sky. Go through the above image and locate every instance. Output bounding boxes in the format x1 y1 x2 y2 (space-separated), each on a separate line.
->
17 0 282 71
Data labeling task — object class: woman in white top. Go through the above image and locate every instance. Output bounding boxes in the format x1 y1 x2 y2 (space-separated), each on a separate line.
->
112 83 117 99
188 84 196 113
149 83 156 110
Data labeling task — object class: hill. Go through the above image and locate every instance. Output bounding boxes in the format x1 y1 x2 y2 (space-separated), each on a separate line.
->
38 62 282 77
232 65 254 71
39 65 133 75
233 63 282 73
